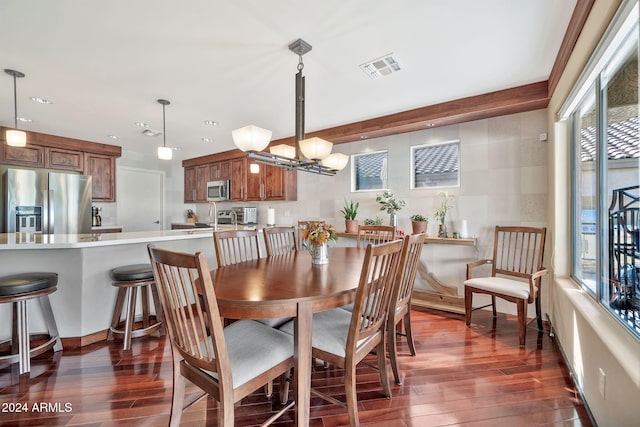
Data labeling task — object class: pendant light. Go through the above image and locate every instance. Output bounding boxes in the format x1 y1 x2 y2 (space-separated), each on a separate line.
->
231 39 348 176
157 99 172 160
4 69 27 147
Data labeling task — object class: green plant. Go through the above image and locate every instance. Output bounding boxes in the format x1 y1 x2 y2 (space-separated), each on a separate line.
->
434 192 455 224
410 214 428 222
339 199 359 220
364 216 383 226
375 190 406 214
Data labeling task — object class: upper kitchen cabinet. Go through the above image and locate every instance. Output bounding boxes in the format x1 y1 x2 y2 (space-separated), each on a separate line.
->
241 159 297 201
84 153 116 202
183 164 209 203
1 143 45 167
1 127 121 202
229 158 246 201
182 153 297 203
209 160 229 180
45 147 84 172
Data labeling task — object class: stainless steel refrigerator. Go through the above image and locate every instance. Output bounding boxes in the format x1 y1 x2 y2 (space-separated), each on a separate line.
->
1 168 92 234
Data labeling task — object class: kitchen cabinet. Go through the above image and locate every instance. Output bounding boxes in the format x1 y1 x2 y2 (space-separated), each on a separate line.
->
45 147 84 172
85 153 116 202
1 143 45 167
229 158 246 201
184 165 208 203
243 160 297 201
1 127 121 202
208 160 229 180
184 167 197 202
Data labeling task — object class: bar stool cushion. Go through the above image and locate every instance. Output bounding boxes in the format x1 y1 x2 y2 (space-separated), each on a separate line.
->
0 273 58 297
110 264 154 282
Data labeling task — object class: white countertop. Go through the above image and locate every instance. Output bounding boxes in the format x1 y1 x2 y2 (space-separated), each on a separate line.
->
0 224 269 250
0 229 215 249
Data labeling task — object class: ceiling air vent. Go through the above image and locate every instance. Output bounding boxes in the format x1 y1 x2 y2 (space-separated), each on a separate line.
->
360 53 401 80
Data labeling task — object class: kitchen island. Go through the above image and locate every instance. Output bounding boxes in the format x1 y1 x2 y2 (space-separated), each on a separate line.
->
0 229 219 346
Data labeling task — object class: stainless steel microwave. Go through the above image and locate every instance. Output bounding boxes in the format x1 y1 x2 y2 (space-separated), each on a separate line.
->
207 180 229 202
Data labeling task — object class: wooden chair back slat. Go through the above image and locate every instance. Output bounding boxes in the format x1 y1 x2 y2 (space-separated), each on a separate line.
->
213 229 261 267
148 246 227 375
394 233 425 309
264 226 298 257
348 240 404 347
492 226 546 279
357 225 396 248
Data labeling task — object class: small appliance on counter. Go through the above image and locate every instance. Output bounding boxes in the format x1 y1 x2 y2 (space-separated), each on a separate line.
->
217 207 258 225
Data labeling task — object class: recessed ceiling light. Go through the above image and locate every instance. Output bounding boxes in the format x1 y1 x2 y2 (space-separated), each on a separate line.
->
204 120 219 126
108 135 119 139
30 97 53 104
202 137 213 143
426 123 435 127
17 117 32 123
142 129 162 137
135 122 149 128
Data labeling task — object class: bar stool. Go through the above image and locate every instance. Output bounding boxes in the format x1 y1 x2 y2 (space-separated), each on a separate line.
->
0 272 63 375
107 264 164 350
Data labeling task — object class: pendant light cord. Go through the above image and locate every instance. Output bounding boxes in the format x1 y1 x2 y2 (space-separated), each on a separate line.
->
162 103 166 148
12 74 18 129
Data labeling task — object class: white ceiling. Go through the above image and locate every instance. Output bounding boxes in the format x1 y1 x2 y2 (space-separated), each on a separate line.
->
0 0 577 160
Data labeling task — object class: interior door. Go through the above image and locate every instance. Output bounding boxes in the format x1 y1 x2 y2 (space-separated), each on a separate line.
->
116 167 164 232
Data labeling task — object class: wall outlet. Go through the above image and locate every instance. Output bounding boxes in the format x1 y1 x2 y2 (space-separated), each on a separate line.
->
539 132 548 141
598 368 606 399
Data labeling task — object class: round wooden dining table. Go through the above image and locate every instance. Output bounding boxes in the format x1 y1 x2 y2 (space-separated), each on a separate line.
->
211 246 366 427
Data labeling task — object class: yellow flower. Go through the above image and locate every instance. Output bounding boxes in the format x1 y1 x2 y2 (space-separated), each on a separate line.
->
303 221 338 245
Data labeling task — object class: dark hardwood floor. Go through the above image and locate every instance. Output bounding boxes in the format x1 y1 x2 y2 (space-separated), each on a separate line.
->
0 307 593 426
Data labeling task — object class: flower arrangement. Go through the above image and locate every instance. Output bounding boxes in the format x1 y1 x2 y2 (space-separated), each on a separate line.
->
376 190 406 214
434 191 454 224
302 221 338 245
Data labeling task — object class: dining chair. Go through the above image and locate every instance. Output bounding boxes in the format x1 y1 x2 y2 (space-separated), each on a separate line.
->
147 245 294 427
263 226 298 256
213 229 261 267
388 233 426 384
279 239 405 427
464 226 548 346
356 224 396 248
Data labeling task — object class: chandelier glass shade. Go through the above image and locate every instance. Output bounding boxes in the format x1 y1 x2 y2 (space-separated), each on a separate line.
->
298 137 333 161
321 153 350 171
232 125 273 153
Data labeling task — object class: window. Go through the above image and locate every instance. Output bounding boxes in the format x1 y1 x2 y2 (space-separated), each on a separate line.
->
351 150 388 192
411 140 460 189
566 0 639 338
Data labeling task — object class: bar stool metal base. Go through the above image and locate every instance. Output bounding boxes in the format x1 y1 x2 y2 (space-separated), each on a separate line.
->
107 278 164 350
0 287 63 375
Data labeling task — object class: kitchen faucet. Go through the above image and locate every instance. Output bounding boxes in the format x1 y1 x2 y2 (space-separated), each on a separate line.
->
208 201 218 231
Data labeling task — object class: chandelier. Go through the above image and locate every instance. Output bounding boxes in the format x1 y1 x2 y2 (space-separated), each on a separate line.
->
231 39 349 176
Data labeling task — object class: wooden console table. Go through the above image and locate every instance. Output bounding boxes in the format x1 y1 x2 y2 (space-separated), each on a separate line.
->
335 232 476 314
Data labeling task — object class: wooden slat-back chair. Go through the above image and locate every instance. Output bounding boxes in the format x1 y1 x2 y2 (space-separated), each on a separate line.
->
388 233 425 384
147 245 294 427
464 226 548 346
263 226 298 257
279 239 405 427
357 224 396 248
213 229 261 267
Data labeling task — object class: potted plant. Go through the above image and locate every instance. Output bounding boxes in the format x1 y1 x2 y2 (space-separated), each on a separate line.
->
434 192 454 237
339 199 359 234
375 190 406 227
364 216 384 226
410 214 428 234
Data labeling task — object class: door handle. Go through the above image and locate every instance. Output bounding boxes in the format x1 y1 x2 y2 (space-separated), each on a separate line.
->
153 220 160 224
